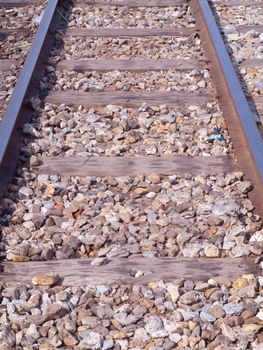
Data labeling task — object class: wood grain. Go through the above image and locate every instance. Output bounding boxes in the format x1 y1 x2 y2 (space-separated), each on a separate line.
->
0 0 41 5
236 25 263 34
73 0 186 7
214 1 263 6
253 96 263 108
57 59 206 72
247 96 263 115
32 155 236 176
0 257 259 286
0 28 28 38
66 27 196 38
46 90 214 107
240 58 263 68
0 59 18 71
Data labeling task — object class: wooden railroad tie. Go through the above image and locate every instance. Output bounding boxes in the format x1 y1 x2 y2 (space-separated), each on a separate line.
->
72 0 186 7
31 155 236 177
57 58 207 72
65 25 263 39
46 90 215 107
0 257 259 286
0 59 19 71
65 27 197 38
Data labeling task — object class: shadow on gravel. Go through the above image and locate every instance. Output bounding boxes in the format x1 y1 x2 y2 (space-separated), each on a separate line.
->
0 1 73 259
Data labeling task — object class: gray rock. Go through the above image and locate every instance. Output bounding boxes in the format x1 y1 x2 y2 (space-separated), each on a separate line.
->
231 245 250 257
164 301 175 311
19 186 33 199
78 331 103 350
82 316 99 328
133 305 147 317
1 287 19 299
145 316 163 335
176 231 193 246
182 243 202 258
142 251 157 258
114 312 139 326
179 291 201 305
212 200 239 216
0 326 16 348
106 247 129 258
236 285 255 298
98 246 113 257
91 305 113 318
96 285 110 294
26 324 39 339
113 312 127 325
223 303 243 315
123 314 140 326
102 339 114 350
41 247 55 260
223 239 235 250
23 123 40 137
14 242 30 257
200 306 217 322
63 331 78 347
125 243 141 254
32 214 45 229
134 328 150 341
181 311 196 321
91 257 109 266
169 333 181 343
209 305 225 318
64 316 77 333
43 303 68 321
238 181 252 194
163 317 181 333
70 295 79 306
163 339 177 349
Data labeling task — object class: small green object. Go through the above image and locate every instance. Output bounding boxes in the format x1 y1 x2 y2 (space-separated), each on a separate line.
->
57 9 68 23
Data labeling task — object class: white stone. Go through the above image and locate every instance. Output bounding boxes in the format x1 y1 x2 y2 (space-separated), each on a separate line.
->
134 328 150 341
79 331 103 350
26 324 39 339
169 333 181 343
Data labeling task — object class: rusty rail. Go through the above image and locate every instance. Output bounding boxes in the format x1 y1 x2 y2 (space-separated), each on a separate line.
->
0 0 59 198
0 0 262 218
190 0 263 217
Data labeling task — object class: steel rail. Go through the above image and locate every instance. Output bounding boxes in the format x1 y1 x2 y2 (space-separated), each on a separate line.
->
190 0 263 217
0 0 59 198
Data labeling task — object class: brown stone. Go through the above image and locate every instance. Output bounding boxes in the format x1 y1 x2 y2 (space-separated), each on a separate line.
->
43 303 68 322
242 310 256 320
113 331 127 339
32 273 59 286
209 305 225 318
232 277 248 289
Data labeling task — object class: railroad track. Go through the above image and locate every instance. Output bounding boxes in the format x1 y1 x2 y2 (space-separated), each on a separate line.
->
0 0 263 349
0 0 46 122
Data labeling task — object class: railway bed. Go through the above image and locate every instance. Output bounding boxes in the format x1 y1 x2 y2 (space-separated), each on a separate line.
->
0 0 47 120
0 0 263 349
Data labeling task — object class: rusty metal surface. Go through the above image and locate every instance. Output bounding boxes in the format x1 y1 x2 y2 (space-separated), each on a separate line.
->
190 0 263 217
0 0 59 198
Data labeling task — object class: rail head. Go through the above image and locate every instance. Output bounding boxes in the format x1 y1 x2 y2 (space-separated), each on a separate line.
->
190 0 263 217
0 0 59 198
